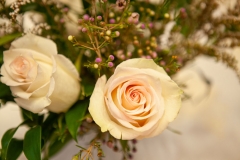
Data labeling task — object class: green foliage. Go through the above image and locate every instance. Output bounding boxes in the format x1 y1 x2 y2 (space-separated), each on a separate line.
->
65 99 89 141
0 33 22 46
0 82 13 103
21 108 38 121
23 126 42 160
1 128 19 160
6 139 23 160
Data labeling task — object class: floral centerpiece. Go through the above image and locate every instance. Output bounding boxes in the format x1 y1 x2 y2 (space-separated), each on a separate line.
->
0 0 239 159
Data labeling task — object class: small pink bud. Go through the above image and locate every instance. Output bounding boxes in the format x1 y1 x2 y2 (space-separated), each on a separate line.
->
97 16 102 20
115 31 120 37
83 14 90 21
109 18 116 24
89 17 94 22
109 55 114 61
108 62 114 67
140 23 145 29
148 22 154 28
95 57 102 63
81 27 88 32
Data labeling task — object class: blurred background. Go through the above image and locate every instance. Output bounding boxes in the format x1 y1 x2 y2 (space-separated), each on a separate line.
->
1 0 240 159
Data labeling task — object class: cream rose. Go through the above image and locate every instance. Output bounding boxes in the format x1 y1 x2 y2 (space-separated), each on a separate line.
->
89 58 182 140
1 34 80 113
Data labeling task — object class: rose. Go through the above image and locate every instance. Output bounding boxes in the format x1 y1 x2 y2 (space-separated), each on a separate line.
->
1 34 80 113
89 58 182 140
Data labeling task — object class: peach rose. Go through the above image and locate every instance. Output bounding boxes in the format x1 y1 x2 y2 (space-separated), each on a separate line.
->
89 58 182 140
1 34 80 113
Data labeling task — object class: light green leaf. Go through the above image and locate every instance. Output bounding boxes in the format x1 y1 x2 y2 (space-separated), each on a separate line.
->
7 139 23 160
65 100 89 142
0 33 22 46
23 126 42 160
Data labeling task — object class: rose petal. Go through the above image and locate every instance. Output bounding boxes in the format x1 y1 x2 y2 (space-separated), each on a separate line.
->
89 75 141 139
10 33 58 57
14 96 51 113
116 58 167 75
46 57 80 113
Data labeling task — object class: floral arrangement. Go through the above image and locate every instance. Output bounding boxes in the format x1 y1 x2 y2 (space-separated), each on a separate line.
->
0 0 239 159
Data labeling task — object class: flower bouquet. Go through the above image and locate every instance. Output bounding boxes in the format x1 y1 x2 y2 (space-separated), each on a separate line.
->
0 0 239 159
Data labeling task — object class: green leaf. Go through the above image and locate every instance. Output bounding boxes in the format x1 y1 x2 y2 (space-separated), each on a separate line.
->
1 128 19 160
23 126 42 160
0 82 12 99
21 108 37 121
0 33 22 46
65 100 89 142
7 139 23 160
120 140 129 152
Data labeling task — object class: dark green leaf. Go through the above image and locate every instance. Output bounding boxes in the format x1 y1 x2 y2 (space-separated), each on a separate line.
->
23 126 42 160
21 108 36 121
0 33 21 46
0 82 12 99
83 84 95 97
7 139 23 160
1 128 19 160
65 100 89 141
120 140 129 152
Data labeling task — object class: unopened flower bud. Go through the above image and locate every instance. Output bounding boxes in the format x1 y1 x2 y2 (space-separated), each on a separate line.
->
150 11 155 16
105 36 110 41
109 12 115 18
68 35 74 41
109 55 115 61
82 27 88 32
109 18 115 24
97 16 102 20
140 23 145 29
95 57 102 63
164 13 170 19
93 64 98 68
106 30 111 36
89 17 94 22
83 14 90 20
108 62 114 67
115 31 120 37
86 116 93 123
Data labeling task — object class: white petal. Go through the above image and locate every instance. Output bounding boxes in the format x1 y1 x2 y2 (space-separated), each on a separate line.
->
14 96 51 113
10 33 58 57
53 54 80 80
116 58 167 75
47 61 80 113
